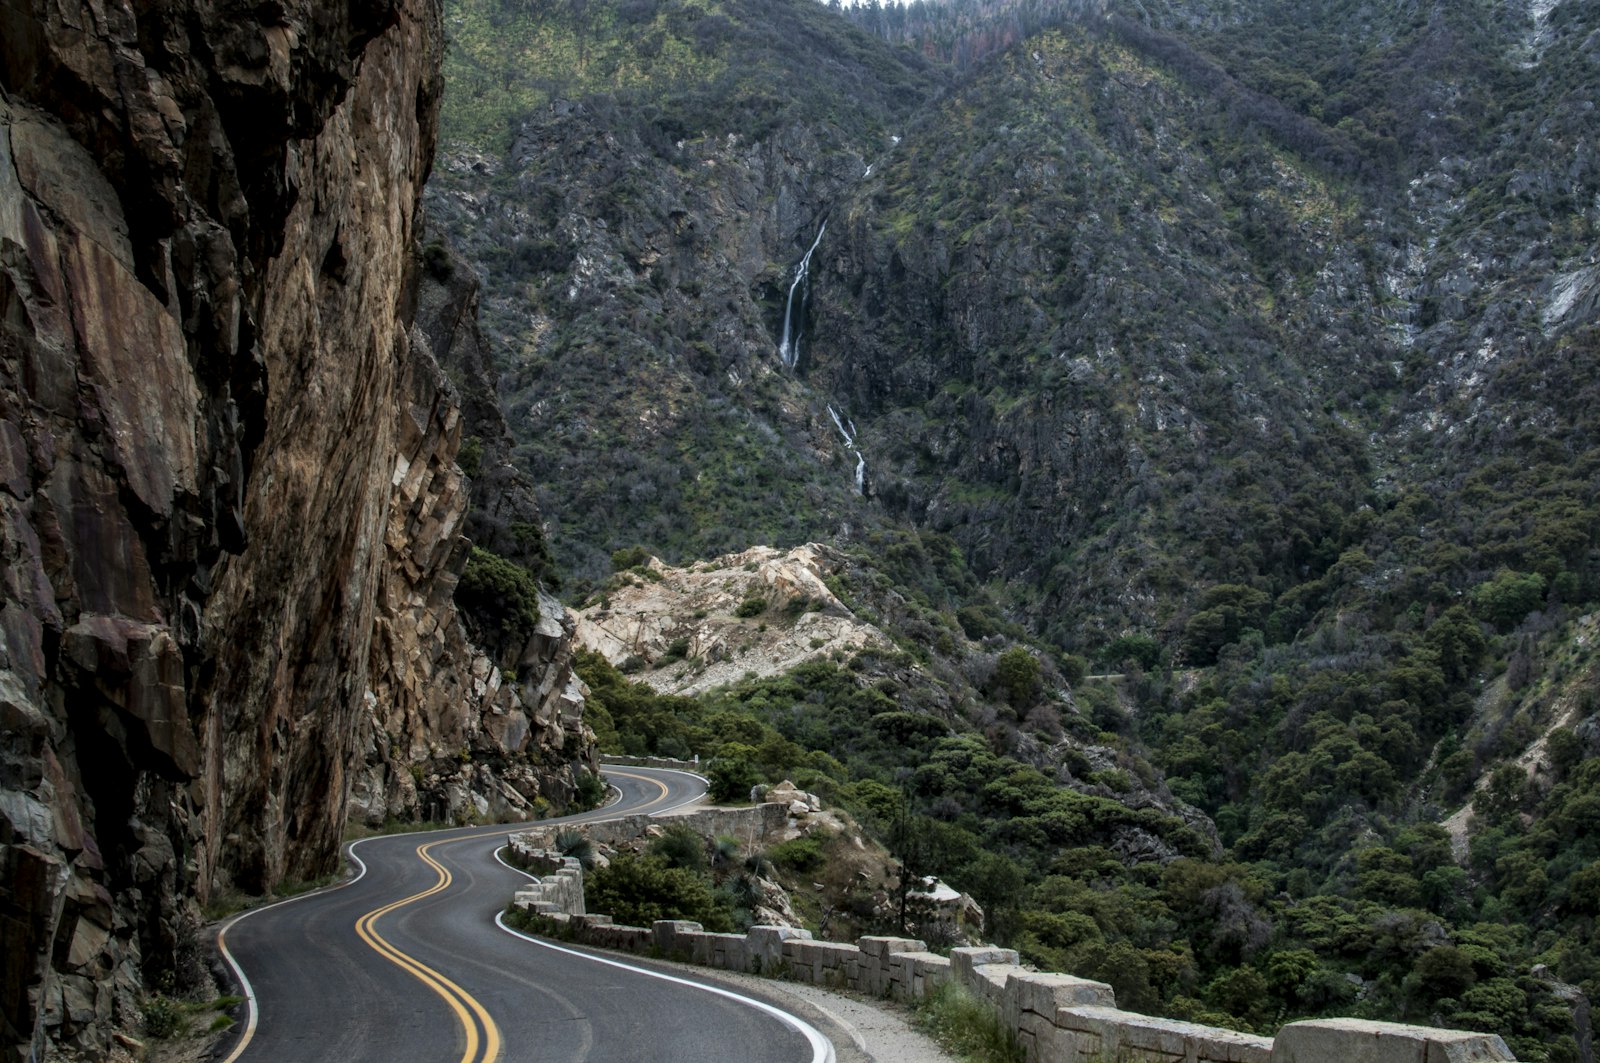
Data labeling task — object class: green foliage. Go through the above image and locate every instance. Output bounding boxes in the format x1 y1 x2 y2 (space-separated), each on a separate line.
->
707 751 760 803
993 647 1042 706
142 996 189 1040
586 852 736 932
573 771 607 811
457 434 484 478
555 828 597 868
914 982 1025 1063
455 547 541 661
650 825 710 871
611 545 652 572
735 594 767 618
1103 633 1162 672
766 836 826 873
1472 570 1548 632
423 240 455 280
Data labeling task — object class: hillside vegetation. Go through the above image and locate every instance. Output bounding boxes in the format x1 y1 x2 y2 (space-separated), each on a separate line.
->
431 0 1600 1056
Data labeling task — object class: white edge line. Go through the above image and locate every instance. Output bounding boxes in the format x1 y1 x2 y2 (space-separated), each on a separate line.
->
595 766 710 819
220 767 711 1061
493 911 836 1063
215 842 373 1063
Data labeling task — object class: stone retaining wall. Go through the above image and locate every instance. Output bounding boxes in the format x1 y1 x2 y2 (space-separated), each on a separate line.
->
510 883 1519 1063
600 754 703 773
507 851 586 916
511 802 789 854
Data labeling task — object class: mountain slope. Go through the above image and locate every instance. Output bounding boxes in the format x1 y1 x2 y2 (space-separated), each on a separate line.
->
429 0 1600 1055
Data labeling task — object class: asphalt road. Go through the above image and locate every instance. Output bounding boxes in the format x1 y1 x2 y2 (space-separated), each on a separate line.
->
218 767 834 1063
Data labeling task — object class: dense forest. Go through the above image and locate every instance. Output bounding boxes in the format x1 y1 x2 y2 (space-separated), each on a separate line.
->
430 0 1600 1057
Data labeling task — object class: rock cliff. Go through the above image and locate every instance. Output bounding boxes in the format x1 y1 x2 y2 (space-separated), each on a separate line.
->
0 1 593 1059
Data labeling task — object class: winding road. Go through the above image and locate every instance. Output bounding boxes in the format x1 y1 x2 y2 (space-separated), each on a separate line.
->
217 767 835 1062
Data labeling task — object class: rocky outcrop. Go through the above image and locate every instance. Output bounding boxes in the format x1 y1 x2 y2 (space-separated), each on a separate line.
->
0 1 593 1059
573 544 893 695
354 320 596 828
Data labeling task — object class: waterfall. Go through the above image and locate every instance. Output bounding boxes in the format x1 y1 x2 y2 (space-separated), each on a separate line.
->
827 405 867 497
827 405 853 446
778 222 826 370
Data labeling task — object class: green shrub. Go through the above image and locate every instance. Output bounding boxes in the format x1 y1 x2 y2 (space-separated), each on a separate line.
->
735 595 767 618
707 753 760 803
455 547 541 661
555 828 597 868
142 996 189 1040
650 825 709 871
571 769 607 813
586 852 734 932
611 545 651 571
456 435 483 477
914 982 1023 1063
767 836 825 873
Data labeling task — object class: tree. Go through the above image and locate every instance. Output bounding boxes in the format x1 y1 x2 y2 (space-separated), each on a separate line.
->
707 746 761 803
1471 570 1547 632
1425 605 1486 685
994 646 1043 706
1413 946 1476 1001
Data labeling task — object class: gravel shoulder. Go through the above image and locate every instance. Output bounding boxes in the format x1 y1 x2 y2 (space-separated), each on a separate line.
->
630 952 958 1063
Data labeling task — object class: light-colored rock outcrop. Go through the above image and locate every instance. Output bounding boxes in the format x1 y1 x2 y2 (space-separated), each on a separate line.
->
574 543 891 695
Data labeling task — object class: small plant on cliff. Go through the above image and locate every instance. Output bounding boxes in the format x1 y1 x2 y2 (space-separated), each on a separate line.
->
573 771 606 811
456 435 483 478
734 595 767 618
455 546 541 662
422 240 454 280
142 996 189 1040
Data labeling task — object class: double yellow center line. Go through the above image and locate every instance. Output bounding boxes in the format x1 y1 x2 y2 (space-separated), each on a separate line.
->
353 838 502 1063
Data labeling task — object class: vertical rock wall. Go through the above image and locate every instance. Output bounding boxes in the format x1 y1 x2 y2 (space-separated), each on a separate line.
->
0 1 594 1059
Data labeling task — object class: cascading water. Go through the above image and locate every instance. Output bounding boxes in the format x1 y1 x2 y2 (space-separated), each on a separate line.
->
778 222 826 370
827 404 867 496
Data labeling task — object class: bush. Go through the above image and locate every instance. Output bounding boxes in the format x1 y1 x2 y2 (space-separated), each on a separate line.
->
1101 633 1162 671
766 836 825 873
707 754 760 803
586 852 734 932
142 996 189 1040
994 647 1042 706
650 825 710 871
554 828 596 868
573 771 606 812
611 545 651 571
734 595 767 618
456 435 483 477
455 547 541 661
422 240 454 280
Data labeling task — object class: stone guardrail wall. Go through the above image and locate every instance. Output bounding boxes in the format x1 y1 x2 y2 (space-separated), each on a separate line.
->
599 753 704 773
512 802 790 854
509 883 1519 1063
506 850 586 916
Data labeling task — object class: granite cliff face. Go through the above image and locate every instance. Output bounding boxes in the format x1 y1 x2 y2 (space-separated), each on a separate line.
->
0 2 592 1059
